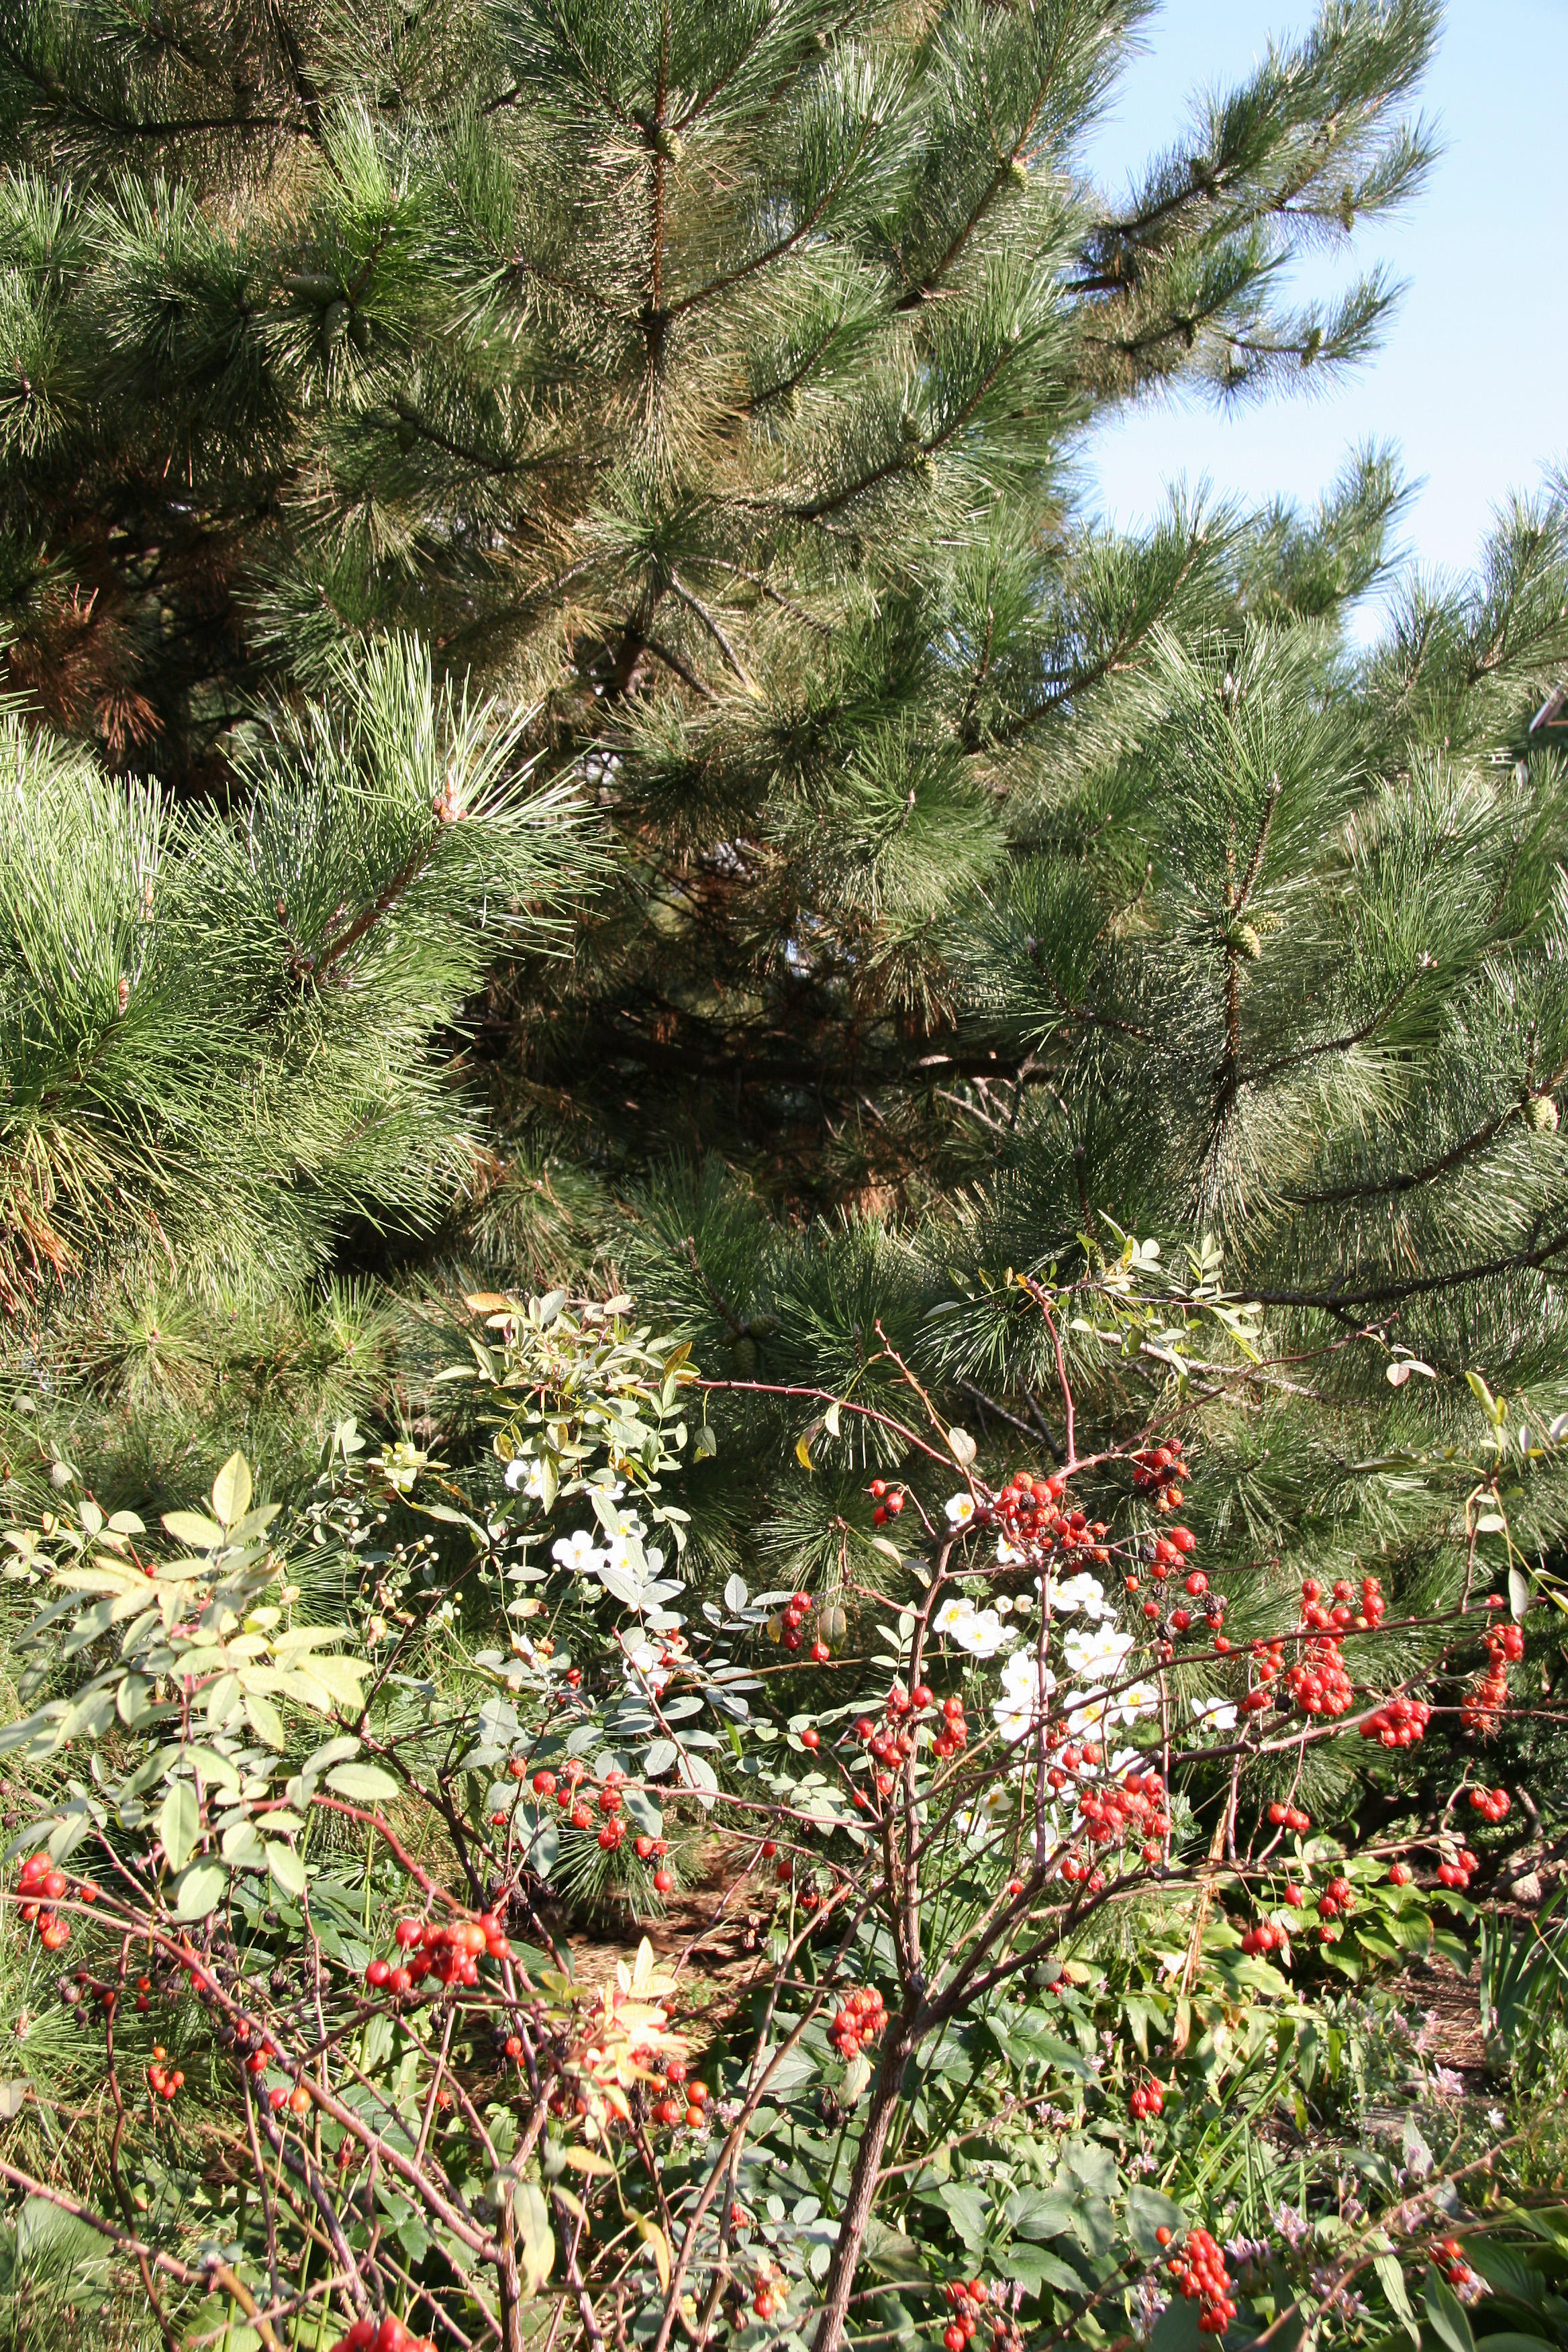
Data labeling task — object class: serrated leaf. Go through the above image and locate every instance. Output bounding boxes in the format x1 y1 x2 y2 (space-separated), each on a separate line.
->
158 1781 200 1873
266 1841 307 1898
160 1510 226 1550
1127 2185 1185 2259
325 1763 398 1803
211 1453 252 1530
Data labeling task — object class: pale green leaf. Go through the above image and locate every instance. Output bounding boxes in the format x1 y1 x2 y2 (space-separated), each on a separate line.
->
160 1510 226 1549
210 1454 252 1530
158 1780 200 1873
266 1841 307 1899
173 1861 228 1922
324 1763 399 1803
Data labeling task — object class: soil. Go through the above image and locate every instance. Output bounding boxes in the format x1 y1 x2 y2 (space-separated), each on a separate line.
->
543 1835 777 2022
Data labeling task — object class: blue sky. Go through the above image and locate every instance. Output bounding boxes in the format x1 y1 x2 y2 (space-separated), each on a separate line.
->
1077 1 1565 605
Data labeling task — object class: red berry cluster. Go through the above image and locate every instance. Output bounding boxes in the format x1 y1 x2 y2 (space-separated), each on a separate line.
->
1431 2237 1476 2293
1463 1621 1522 1733
1131 1444 1187 1509
1267 1802 1311 1834
1285 1635 1353 1718
1436 1848 1481 1890
15 1851 94 1949
973 1473 1108 1565
146 2046 185 2102
1249 1638 1285 1688
1361 1696 1430 1748
829 1983 887 2061
1128 2076 1165 2120
1305 1573 1385 1632
778 1589 833 1662
232 2016 281 2081
330 2316 437 2352
852 1686 967 1794
1285 1576 1385 1716
1167 2228 1235 2335
364 1909 509 1997
750 2257 789 2320
1317 1874 1355 1921
642 2058 710 2130
940 2277 992 2352
1468 1784 1510 1823
1075 1767 1169 1859
868 1482 905 1528
1239 1918 1287 1955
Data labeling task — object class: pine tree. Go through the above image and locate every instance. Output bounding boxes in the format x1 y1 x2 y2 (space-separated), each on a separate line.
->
9 0 1568 1672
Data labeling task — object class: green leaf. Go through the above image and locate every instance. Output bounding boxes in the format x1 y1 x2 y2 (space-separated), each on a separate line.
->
324 1763 398 1803
160 1510 226 1550
1373 2251 1419 2344
266 1841 307 1899
210 1453 252 1530
244 1692 285 1749
513 2181 554 2297
1510 1566 1530 1622
173 1861 228 1922
1467 2337 1558 2351
1424 2271 1477 2352
158 1780 200 1873
1149 2296 1202 2352
1127 2185 1185 2259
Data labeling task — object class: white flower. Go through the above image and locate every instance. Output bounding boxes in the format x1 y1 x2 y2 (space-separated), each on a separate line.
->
945 1493 977 1526
934 1594 978 1636
948 1608 1015 1659
1062 1622 1135 1681
995 1534 1026 1565
1054 1572 1110 1620
605 1528 645 1575
993 1594 1013 1616
956 1781 1017 1841
1065 1689 1112 1736
1189 1693 1238 1734
552 1528 605 1574
505 1454 548 1498
993 1649 1057 1742
1486 2105 1506 2128
1430 2065 1465 2100
623 1637 671 1694
1110 1681 1161 1728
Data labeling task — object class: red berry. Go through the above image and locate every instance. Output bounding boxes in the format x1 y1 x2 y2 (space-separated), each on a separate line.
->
653 1869 673 1894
